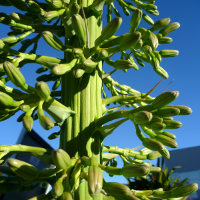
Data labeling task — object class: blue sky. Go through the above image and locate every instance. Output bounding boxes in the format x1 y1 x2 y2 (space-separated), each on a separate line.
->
0 0 200 183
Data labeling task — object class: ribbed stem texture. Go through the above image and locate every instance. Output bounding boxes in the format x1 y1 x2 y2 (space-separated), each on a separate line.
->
60 0 102 199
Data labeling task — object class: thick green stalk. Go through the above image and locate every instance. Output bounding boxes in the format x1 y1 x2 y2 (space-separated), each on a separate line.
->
60 1 102 199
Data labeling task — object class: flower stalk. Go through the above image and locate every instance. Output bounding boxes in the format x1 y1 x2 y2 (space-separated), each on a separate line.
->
0 0 197 199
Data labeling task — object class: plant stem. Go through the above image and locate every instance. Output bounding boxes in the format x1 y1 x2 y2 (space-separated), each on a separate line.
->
60 1 103 199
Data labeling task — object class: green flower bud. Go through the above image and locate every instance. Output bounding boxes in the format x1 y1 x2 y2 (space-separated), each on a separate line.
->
37 101 54 130
134 39 143 49
140 3 157 11
154 51 162 62
151 91 179 109
146 121 166 130
3 61 27 90
153 183 198 198
160 50 179 57
73 68 85 78
142 138 170 159
2 30 33 44
100 35 122 48
167 105 192 115
151 18 170 31
72 14 86 45
0 91 23 108
142 14 154 25
103 182 139 200
51 0 63 9
22 115 33 132
162 131 176 139
42 31 64 50
113 59 138 71
137 27 148 40
119 32 141 51
88 166 103 197
150 116 163 123
131 111 153 125
52 180 64 198
159 22 180 36
39 115 55 130
122 7 130 16
61 192 73 200
135 57 145 67
158 36 173 44
51 59 77 75
35 81 51 101
95 17 122 46
147 30 158 50
153 106 180 117
147 151 161 160
150 166 161 173
146 9 159 16
122 163 150 178
43 9 65 21
83 58 98 73
2 35 18 44
163 119 182 129
155 134 177 148
153 65 169 79
7 158 38 180
51 149 71 170
130 9 143 33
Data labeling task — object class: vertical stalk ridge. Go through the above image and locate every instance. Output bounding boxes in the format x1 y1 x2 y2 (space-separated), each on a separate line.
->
61 0 103 199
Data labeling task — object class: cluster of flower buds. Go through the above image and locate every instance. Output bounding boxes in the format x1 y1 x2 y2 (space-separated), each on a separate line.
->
98 90 192 160
126 91 191 159
0 0 180 88
0 144 197 199
0 0 197 199
0 146 77 198
0 0 180 129
0 60 74 133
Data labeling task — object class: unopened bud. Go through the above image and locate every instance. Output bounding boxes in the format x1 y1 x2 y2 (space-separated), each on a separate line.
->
122 163 150 178
52 149 71 170
159 22 180 36
151 91 179 109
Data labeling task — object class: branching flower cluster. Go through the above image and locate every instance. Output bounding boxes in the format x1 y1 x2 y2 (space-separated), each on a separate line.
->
0 0 198 199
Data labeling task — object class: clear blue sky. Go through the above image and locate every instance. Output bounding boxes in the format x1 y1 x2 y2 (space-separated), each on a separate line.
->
0 0 200 183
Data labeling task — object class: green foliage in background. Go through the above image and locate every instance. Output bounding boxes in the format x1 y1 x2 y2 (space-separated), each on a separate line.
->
128 165 190 200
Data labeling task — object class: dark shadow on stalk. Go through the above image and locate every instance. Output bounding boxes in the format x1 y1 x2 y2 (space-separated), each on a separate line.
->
65 122 102 157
